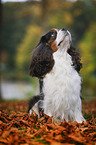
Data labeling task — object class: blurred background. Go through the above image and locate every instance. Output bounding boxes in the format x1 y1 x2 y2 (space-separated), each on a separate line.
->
0 0 96 101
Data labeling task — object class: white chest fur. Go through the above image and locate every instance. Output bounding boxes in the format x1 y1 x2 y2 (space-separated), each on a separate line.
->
43 50 85 123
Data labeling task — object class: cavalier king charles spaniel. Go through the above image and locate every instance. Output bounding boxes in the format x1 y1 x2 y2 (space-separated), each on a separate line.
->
28 28 86 123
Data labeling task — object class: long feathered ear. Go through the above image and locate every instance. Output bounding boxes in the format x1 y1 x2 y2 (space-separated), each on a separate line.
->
67 45 82 72
30 43 54 78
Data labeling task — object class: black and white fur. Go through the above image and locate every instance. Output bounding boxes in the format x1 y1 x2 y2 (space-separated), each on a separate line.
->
28 28 85 123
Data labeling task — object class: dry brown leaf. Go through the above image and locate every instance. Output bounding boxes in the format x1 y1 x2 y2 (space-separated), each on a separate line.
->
2 131 9 138
80 127 89 132
54 134 64 141
20 119 30 126
0 138 9 143
50 141 65 145
20 143 29 145
0 121 3 124
68 133 85 143
0 100 96 144
10 127 19 133
46 123 57 130
32 142 45 145
29 126 46 137
50 140 75 145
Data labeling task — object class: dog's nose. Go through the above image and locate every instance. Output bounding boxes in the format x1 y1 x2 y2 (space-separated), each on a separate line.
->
61 28 67 31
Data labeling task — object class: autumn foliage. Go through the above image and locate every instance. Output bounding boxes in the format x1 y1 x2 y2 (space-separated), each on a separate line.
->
0 100 96 145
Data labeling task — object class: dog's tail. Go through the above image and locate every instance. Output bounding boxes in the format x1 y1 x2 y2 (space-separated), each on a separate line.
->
27 95 41 113
27 79 44 114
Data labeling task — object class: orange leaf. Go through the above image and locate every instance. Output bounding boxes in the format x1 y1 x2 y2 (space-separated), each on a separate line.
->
0 121 3 125
2 131 9 138
68 133 85 143
0 138 9 143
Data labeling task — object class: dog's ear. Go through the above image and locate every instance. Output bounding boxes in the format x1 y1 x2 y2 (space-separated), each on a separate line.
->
67 46 82 72
30 43 54 78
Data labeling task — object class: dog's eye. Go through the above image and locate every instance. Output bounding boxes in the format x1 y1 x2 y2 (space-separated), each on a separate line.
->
51 32 56 37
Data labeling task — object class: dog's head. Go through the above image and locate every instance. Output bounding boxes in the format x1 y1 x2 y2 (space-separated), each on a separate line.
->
30 28 81 78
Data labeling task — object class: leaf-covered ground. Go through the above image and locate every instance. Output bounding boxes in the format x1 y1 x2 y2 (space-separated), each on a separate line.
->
0 100 96 145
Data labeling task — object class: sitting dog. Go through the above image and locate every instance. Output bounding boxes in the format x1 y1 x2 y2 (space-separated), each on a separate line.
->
28 28 85 123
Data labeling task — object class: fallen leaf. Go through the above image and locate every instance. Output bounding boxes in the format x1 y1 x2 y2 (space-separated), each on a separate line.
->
0 138 9 143
2 131 9 138
0 100 96 144
68 133 85 143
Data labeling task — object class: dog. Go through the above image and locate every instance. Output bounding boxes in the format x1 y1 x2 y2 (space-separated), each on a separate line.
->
28 28 85 123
